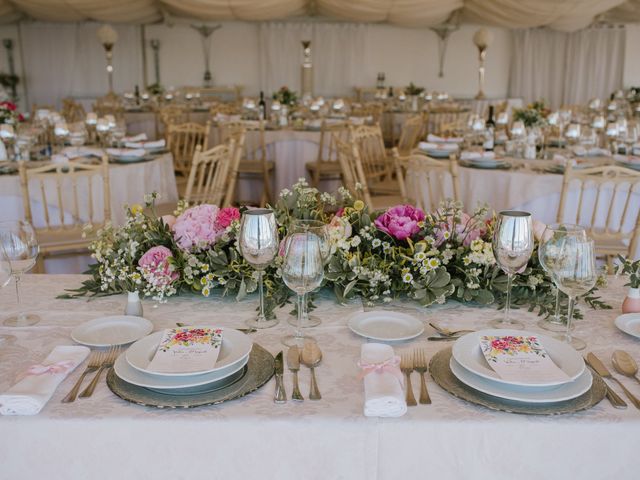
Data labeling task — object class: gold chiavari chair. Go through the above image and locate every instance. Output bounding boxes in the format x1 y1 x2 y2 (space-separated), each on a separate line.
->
61 98 86 123
183 139 237 207
93 93 124 120
305 119 348 188
31 104 56 118
350 103 384 126
19 156 111 272
349 124 400 196
558 163 640 263
167 121 211 196
159 105 188 129
396 115 424 156
403 153 460 211
210 102 240 119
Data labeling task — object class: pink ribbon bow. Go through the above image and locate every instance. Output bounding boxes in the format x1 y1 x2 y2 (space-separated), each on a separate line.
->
358 355 404 384
26 360 75 376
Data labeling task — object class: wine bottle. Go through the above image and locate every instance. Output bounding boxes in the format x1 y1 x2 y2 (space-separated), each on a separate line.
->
486 105 496 128
258 91 266 121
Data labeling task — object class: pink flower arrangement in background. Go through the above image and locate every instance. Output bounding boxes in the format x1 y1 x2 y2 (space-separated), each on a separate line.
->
374 205 425 241
434 211 485 247
172 204 224 251
215 207 240 229
138 246 178 286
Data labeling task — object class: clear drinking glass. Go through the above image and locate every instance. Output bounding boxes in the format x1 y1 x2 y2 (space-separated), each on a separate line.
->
0 245 16 344
281 232 325 347
239 209 279 329
490 211 534 329
0 221 40 326
550 238 597 350
537 224 587 332
287 219 330 328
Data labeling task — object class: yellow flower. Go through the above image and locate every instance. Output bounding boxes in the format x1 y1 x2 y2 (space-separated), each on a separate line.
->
353 200 365 211
130 204 143 215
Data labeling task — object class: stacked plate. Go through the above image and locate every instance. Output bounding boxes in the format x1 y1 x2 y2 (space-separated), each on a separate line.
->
449 329 591 404
417 142 458 159
112 328 253 395
458 153 510 170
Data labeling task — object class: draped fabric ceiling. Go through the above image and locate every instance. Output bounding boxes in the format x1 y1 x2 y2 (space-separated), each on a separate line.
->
1 0 639 31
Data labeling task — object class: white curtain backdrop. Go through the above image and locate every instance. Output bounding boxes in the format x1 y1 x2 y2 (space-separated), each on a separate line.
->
21 22 143 108
508 26 625 107
258 22 368 97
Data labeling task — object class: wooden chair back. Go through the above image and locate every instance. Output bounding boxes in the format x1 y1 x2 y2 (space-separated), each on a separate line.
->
167 121 211 177
405 153 460 211
334 135 370 205
558 163 640 260
397 115 424 156
159 105 188 128
61 98 86 123
350 103 384 125
184 139 236 207
93 93 124 119
349 124 392 183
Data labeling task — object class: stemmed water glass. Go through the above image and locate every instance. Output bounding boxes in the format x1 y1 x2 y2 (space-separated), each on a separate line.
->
287 219 330 328
0 220 40 326
239 209 279 329
281 232 324 347
490 211 534 329
548 237 597 350
537 224 587 332
0 245 16 344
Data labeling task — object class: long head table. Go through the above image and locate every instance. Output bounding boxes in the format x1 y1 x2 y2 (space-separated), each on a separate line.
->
0 274 638 479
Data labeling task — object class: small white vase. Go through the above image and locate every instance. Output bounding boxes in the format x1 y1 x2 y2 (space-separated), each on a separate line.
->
622 287 640 314
124 291 143 317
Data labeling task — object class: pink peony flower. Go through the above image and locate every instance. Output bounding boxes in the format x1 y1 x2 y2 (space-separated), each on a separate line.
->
434 211 485 247
161 215 176 230
172 204 223 251
138 246 178 285
215 207 240 229
374 205 425 241
335 207 345 218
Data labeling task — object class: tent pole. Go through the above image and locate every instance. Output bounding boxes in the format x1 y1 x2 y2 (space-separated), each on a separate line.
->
17 21 29 112
140 24 148 88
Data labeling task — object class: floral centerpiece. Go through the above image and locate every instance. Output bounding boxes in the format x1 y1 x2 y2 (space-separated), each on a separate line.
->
405 82 424 96
272 86 298 106
64 181 610 319
513 100 549 127
0 101 24 124
617 255 640 313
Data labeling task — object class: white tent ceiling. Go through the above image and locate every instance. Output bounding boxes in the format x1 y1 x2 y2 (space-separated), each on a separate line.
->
3 0 640 31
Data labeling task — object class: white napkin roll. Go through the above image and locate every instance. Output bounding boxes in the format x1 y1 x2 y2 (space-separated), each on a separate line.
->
142 139 165 149
427 134 464 144
106 148 146 158
0 345 89 415
122 133 147 143
360 343 407 418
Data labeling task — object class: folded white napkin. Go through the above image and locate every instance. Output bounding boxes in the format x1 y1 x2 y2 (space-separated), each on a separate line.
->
122 133 147 143
418 141 458 152
124 139 166 150
0 346 89 415
106 148 146 158
460 151 496 161
61 146 104 159
359 343 406 418
427 134 464 144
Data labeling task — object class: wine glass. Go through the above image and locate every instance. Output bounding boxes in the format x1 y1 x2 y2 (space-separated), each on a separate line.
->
239 209 279 329
490 211 534 329
0 244 16 344
549 237 597 350
0 220 40 326
281 232 324 347
287 219 330 328
537 224 587 332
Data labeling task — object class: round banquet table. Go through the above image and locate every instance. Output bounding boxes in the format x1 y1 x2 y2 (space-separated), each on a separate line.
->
0 274 638 480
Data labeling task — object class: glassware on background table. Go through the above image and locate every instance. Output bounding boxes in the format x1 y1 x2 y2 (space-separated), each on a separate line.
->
281 232 324 347
287 219 330 328
537 224 587 332
239 209 279 329
0 245 16 344
0 220 40 327
490 211 534 329
549 237 597 350
624 124 638 155
565 123 581 146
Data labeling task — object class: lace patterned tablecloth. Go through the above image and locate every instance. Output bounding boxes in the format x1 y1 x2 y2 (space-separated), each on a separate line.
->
0 275 638 479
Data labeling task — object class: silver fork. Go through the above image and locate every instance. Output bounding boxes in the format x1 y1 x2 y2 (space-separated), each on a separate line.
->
400 354 417 407
61 350 102 403
413 349 432 405
79 346 119 398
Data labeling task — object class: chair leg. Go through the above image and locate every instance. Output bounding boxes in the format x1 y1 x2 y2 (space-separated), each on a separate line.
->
262 169 273 207
34 255 46 274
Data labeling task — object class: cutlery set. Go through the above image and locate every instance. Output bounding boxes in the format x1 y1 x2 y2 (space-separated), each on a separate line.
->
401 349 431 406
585 351 640 410
61 346 120 403
428 323 475 342
274 343 323 403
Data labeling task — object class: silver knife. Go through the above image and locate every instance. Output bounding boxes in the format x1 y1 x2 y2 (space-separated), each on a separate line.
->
287 346 304 401
274 351 287 404
585 353 627 409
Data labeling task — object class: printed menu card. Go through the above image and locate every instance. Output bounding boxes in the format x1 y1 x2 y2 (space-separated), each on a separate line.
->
148 327 223 374
480 335 570 383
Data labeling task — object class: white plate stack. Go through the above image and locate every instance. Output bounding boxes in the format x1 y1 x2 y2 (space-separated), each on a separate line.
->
449 329 591 404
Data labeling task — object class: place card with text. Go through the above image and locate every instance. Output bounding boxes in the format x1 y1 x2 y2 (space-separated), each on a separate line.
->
148 327 223 374
480 335 570 383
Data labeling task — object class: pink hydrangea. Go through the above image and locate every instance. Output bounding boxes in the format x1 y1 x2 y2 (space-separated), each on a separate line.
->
374 205 425 241
172 204 223 251
138 246 178 285
215 207 240 229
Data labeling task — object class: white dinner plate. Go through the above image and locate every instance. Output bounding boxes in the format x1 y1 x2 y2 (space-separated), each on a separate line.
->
109 154 150 163
422 149 453 159
450 356 593 403
452 329 585 387
347 311 424 341
459 159 510 169
126 328 252 376
71 315 153 347
114 350 249 390
614 313 640 339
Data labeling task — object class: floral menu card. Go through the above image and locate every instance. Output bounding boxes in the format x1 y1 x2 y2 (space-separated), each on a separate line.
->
148 327 223 374
480 335 570 383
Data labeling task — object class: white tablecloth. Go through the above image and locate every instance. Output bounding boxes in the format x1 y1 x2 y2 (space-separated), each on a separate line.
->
0 274 638 479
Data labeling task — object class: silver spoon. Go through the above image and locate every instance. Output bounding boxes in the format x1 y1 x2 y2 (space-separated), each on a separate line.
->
612 350 640 386
301 342 322 400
